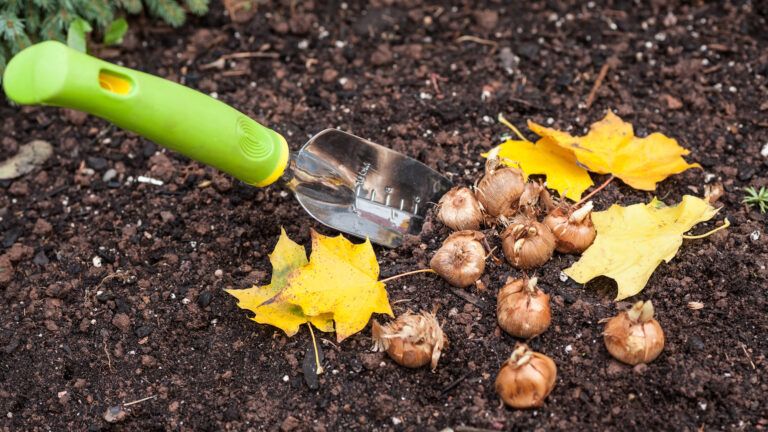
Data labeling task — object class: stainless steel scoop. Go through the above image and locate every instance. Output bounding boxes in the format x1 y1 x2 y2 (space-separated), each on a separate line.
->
284 130 452 247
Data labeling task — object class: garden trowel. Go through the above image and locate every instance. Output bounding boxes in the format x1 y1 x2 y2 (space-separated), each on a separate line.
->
3 41 451 247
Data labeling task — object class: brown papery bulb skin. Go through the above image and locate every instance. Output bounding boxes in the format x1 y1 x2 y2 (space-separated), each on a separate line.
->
430 231 486 288
500 217 556 269
372 311 446 370
543 201 597 254
603 301 665 365
475 158 525 218
518 182 550 216
437 187 484 231
497 277 551 338
495 344 557 409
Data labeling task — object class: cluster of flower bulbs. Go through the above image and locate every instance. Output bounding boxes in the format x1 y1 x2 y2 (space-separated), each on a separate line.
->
372 157 665 409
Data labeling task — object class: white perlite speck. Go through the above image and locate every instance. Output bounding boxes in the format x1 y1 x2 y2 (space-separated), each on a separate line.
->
137 176 163 186
750 230 760 242
761 143 768 157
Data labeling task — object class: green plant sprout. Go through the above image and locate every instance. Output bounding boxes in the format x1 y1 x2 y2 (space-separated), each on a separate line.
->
743 186 768 214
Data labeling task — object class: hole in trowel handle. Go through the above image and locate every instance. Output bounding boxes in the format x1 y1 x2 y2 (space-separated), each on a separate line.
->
98 70 133 95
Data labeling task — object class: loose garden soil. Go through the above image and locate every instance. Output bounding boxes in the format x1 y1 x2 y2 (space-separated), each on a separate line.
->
1 1 767 431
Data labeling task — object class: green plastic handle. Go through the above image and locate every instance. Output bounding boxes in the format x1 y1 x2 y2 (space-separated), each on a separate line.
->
2 41 289 187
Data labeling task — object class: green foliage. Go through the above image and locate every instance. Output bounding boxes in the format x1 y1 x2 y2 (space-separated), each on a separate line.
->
66 17 92 52
0 0 211 79
145 0 185 27
743 186 768 214
103 17 128 45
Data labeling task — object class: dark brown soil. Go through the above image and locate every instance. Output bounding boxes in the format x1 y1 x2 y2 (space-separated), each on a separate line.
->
2 1 767 431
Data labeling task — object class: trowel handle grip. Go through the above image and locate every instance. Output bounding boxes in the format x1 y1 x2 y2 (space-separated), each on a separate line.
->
2 41 288 187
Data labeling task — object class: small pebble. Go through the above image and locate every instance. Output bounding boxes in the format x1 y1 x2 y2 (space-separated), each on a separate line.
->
197 291 213 308
103 169 117 182
214 269 224 278
87 156 108 171
134 325 153 338
103 406 126 423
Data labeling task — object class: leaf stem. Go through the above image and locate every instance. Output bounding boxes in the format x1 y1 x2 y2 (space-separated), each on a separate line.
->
575 175 615 207
307 323 324 375
379 268 436 284
683 218 730 239
497 114 531 142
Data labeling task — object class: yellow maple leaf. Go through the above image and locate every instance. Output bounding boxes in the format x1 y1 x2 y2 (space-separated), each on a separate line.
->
529 111 700 191
225 229 334 337
273 230 393 342
565 195 722 300
485 115 593 201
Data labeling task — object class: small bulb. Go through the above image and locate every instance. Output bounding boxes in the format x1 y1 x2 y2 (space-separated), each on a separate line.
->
475 157 525 218
430 231 486 288
500 216 556 269
497 277 551 338
436 187 484 231
603 300 665 365
543 201 597 254
495 343 557 409
372 311 446 370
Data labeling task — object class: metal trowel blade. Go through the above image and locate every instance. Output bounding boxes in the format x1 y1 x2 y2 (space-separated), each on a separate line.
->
283 129 452 248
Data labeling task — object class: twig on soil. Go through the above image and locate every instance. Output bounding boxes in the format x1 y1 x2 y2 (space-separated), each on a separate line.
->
440 371 472 396
88 271 131 305
449 287 490 310
429 72 446 98
392 298 413 305
507 96 542 109
200 51 280 70
96 271 133 291
123 395 157 407
221 70 250 77
741 343 756 370
320 338 339 351
702 64 723 75
222 51 280 60
584 57 618 109
575 175 615 207
455 35 498 47
103 340 114 373
380 268 436 284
